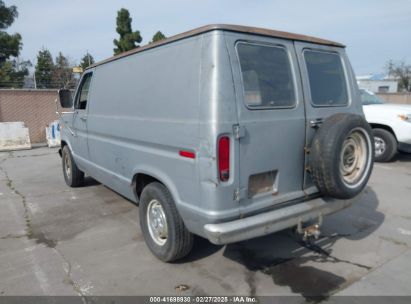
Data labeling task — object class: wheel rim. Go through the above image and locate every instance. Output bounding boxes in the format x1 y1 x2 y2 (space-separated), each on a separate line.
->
374 136 386 157
64 152 71 179
146 199 168 246
340 128 372 188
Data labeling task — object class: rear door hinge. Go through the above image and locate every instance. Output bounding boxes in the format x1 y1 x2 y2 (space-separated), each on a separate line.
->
233 124 245 139
234 187 247 202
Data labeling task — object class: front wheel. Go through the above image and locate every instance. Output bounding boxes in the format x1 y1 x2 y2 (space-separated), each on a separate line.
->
62 145 84 187
373 128 397 162
139 182 193 262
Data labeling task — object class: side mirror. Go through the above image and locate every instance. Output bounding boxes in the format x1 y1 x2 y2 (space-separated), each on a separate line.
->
58 89 73 108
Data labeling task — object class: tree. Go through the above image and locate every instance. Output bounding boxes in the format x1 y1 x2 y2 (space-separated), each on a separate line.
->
35 48 54 88
0 0 28 88
151 31 166 43
53 52 76 89
80 52 95 70
0 0 17 29
0 0 20 58
386 60 411 92
113 8 142 55
0 31 21 59
0 58 31 88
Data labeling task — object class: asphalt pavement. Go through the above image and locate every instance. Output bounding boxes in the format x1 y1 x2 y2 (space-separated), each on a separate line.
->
0 147 410 300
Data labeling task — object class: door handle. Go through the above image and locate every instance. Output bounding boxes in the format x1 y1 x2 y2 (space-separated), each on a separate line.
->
80 116 87 121
67 126 76 136
309 118 324 128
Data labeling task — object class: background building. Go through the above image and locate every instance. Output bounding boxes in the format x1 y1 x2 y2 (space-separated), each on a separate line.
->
357 74 398 93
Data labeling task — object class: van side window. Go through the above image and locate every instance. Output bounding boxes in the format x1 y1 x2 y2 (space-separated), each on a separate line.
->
304 50 348 106
74 73 93 110
237 43 295 109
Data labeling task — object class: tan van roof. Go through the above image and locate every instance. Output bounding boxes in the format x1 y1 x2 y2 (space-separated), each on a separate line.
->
89 24 344 69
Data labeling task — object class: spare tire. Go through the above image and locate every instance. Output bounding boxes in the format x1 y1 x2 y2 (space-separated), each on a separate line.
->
309 113 374 199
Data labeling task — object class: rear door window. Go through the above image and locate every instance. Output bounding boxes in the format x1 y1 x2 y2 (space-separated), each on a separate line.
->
237 42 295 109
303 50 348 107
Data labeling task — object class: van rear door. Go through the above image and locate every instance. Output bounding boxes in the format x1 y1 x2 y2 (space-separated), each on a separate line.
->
294 42 358 192
225 33 306 216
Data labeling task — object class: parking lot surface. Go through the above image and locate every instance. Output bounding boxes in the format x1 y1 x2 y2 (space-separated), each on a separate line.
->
1 147 411 299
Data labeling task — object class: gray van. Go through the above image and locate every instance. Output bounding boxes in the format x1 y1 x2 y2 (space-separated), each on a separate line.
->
57 24 374 262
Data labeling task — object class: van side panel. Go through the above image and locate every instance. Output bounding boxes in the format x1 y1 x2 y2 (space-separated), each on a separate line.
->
86 36 202 216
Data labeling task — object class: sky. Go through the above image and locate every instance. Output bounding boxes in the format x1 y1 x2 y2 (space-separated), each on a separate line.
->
5 0 411 75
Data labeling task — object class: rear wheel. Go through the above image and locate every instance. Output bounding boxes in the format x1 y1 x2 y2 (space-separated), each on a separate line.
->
139 182 193 262
372 128 397 162
62 145 84 187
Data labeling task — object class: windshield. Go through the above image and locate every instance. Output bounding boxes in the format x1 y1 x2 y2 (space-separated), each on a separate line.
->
360 89 385 105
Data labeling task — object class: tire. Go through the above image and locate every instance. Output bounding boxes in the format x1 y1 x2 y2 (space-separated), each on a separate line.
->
62 145 84 187
372 128 397 162
309 113 374 199
139 182 193 262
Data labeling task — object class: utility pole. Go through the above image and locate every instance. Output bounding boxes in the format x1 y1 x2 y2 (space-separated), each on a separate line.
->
33 70 37 89
33 58 37 89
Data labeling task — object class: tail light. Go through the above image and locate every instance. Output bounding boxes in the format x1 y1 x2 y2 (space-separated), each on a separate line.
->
218 136 230 182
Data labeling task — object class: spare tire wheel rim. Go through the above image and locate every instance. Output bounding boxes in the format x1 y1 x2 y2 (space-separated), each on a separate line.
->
147 199 168 246
340 127 372 189
374 136 386 156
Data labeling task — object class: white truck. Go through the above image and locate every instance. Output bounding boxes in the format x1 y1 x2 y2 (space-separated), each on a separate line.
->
361 89 411 162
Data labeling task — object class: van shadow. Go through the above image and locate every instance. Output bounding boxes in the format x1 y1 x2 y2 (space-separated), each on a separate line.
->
196 187 383 300
83 176 101 187
394 151 411 162
177 236 224 263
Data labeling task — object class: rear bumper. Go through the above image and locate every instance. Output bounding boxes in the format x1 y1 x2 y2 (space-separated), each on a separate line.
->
203 197 355 245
